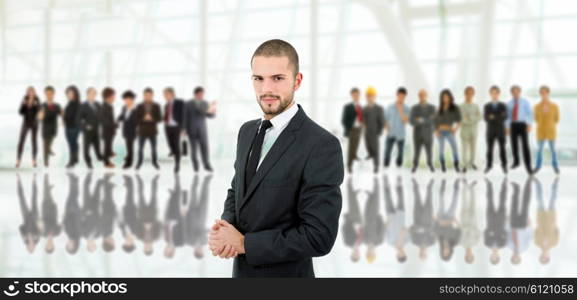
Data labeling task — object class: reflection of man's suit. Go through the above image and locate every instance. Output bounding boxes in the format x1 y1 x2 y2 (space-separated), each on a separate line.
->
63 173 82 243
119 175 140 243
42 175 61 238
164 175 186 248
100 174 117 239
82 172 102 241
484 179 507 249
363 178 385 247
410 179 436 249
17 175 40 245
341 178 363 249
185 175 212 248
136 175 162 243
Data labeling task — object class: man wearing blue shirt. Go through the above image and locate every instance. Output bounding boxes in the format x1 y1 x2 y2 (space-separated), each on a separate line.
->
506 85 533 175
384 87 410 168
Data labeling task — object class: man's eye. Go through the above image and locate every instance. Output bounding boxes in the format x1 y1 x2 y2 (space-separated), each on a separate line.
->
274 77 284 81
253 77 262 81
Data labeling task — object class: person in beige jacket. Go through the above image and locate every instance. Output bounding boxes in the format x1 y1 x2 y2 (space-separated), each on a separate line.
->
534 85 560 174
459 86 481 172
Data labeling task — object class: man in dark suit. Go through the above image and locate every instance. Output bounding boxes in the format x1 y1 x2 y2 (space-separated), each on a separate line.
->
78 87 103 169
484 85 508 174
183 86 216 172
341 87 363 173
101 87 117 168
117 91 139 169
163 87 186 173
135 87 162 170
209 39 344 277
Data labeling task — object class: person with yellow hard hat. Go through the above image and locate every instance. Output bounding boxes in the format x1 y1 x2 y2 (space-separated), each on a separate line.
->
363 86 385 174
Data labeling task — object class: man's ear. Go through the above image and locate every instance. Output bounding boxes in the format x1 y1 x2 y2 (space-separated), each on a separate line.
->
293 72 303 91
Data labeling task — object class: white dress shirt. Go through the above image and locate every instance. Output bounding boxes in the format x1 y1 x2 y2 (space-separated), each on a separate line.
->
256 102 299 169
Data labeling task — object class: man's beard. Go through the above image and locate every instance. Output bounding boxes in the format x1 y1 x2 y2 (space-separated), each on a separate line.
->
257 91 294 116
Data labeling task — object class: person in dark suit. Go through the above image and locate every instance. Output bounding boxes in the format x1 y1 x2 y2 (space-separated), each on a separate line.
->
117 91 138 169
484 178 507 265
78 87 103 169
135 87 162 170
164 174 185 258
119 175 138 253
341 87 363 173
63 85 82 168
82 172 102 253
484 85 508 174
136 174 162 256
209 39 344 277
163 87 186 173
183 86 216 172
16 86 40 168
39 86 62 167
101 87 117 168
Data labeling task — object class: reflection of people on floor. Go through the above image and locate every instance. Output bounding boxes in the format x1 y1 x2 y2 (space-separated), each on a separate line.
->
435 179 461 262
42 174 61 254
63 173 81 254
341 177 363 263
136 175 162 256
484 178 508 265
508 179 533 265
82 172 102 253
364 177 385 263
384 175 408 263
186 174 212 259
534 177 559 265
164 174 185 258
100 174 117 252
460 179 480 264
119 175 138 253
17 174 40 253
410 179 436 261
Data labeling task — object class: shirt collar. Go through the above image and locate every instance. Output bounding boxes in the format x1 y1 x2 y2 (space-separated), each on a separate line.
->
261 102 299 129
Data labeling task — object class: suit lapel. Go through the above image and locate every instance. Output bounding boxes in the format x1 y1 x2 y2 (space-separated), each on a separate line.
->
236 120 259 210
238 106 307 210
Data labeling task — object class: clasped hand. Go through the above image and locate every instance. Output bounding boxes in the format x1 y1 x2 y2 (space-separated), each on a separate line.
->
208 219 245 259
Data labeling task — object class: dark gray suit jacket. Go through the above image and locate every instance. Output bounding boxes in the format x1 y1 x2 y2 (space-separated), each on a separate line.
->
183 99 214 138
221 104 344 277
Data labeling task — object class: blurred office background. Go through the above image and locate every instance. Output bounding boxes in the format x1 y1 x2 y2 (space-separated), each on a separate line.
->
1 0 577 166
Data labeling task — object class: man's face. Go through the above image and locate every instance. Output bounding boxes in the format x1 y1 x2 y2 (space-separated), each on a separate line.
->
490 90 500 101
124 98 135 107
351 91 360 102
144 92 153 102
418 90 427 103
251 55 302 117
45 90 54 101
366 94 376 104
539 89 549 99
511 88 521 99
396 93 406 103
164 91 174 102
194 91 204 100
87 89 96 101
465 89 475 101
106 94 115 103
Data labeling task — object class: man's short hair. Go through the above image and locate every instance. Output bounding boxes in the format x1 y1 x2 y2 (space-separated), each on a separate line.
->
397 87 408 95
122 90 136 100
350 87 360 94
44 86 55 93
143 87 154 94
164 87 175 95
489 85 500 93
465 86 475 94
102 87 115 100
251 39 300 75
193 86 204 96
539 85 551 93
510 85 521 93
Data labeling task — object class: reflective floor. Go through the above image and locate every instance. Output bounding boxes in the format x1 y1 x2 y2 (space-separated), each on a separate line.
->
1 155 575 277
